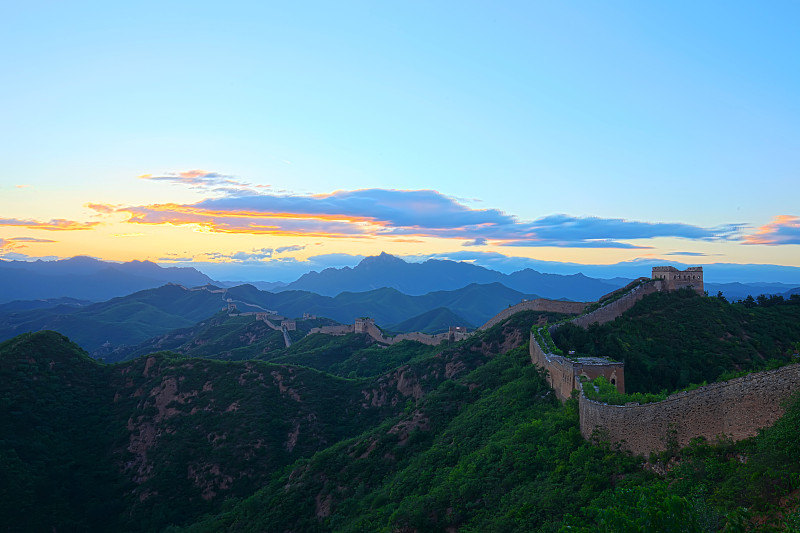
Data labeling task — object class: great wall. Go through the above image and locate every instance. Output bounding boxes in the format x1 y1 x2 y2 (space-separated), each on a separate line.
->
224 265 798 455
528 265 800 455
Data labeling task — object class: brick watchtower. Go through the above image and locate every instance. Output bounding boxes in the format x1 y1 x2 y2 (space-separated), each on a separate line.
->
652 266 704 294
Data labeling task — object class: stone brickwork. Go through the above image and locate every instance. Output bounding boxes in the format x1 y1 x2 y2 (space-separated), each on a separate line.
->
530 333 624 401
355 317 375 334
571 280 663 329
308 325 354 335
309 317 471 346
479 299 588 331
652 266 704 294
579 363 800 455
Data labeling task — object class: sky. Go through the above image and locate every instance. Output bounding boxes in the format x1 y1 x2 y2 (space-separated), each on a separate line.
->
1 1 799 282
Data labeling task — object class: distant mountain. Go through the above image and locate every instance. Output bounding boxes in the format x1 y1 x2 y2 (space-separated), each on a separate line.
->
0 256 214 303
0 284 231 354
387 307 474 334
217 279 289 291
0 297 93 314
225 281 537 330
783 287 800 299
283 252 623 300
0 281 539 355
705 281 799 300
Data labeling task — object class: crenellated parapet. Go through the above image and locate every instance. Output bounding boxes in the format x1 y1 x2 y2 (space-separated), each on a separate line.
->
579 363 800 455
530 331 623 401
652 266 704 294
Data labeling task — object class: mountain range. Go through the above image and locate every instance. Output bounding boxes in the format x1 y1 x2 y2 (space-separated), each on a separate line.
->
4 253 798 307
0 282 538 356
0 256 213 302
281 252 626 300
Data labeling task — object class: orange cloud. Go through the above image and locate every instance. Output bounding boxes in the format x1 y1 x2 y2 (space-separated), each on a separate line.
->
86 203 119 214
138 169 265 195
0 218 99 231
115 187 743 248
743 215 800 245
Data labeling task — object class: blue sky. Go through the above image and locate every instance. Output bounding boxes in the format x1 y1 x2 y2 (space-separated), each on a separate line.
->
1 1 798 280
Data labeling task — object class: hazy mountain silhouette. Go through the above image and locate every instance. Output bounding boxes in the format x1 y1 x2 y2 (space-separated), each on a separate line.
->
283 252 622 301
0 256 214 302
0 281 540 355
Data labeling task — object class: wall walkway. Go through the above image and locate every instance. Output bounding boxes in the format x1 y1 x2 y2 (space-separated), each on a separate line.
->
479 299 588 331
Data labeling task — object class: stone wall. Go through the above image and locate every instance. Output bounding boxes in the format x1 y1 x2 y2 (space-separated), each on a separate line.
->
480 299 588 331
530 333 577 401
530 333 624 401
571 280 663 329
579 363 800 456
308 325 354 336
652 266 704 294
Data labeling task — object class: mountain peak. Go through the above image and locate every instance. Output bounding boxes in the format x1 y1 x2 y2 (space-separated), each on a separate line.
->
357 252 407 267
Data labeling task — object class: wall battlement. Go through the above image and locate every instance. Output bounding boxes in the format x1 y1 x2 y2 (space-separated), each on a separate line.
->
479 298 588 331
652 265 704 294
579 363 800 455
571 280 663 329
527 265 798 455
530 332 624 401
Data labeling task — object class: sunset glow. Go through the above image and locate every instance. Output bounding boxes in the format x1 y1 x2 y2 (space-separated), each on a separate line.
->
1 2 798 281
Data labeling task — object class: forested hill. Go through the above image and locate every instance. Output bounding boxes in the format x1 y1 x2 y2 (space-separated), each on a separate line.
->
0 311 555 532
4 295 800 532
0 282 537 355
552 289 800 393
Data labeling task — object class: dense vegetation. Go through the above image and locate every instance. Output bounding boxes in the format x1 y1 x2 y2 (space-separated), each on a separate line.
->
552 289 800 393
180 343 800 532
0 332 128 532
0 311 567 532
3 289 800 532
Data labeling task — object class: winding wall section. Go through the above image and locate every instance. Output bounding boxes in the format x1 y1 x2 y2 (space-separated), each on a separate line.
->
579 364 800 455
570 279 662 329
479 299 588 331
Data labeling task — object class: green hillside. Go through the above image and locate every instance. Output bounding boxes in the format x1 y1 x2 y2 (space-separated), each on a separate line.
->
387 306 474 334
0 282 536 356
3 293 800 532
552 289 800 393
106 312 341 363
0 310 558 532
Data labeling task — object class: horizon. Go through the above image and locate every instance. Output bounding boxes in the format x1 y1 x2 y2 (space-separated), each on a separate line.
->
2 2 799 276
5 251 800 287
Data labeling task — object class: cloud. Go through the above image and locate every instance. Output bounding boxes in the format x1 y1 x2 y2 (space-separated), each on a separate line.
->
205 248 275 262
276 245 305 254
501 239 651 249
0 238 58 259
743 215 800 245
0 252 61 261
139 169 268 196
0 218 99 231
117 185 745 248
86 203 119 215
157 244 310 266
6 237 57 243
663 251 720 257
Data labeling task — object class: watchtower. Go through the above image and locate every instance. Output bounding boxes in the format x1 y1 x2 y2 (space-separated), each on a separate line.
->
354 317 375 333
652 266 704 294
